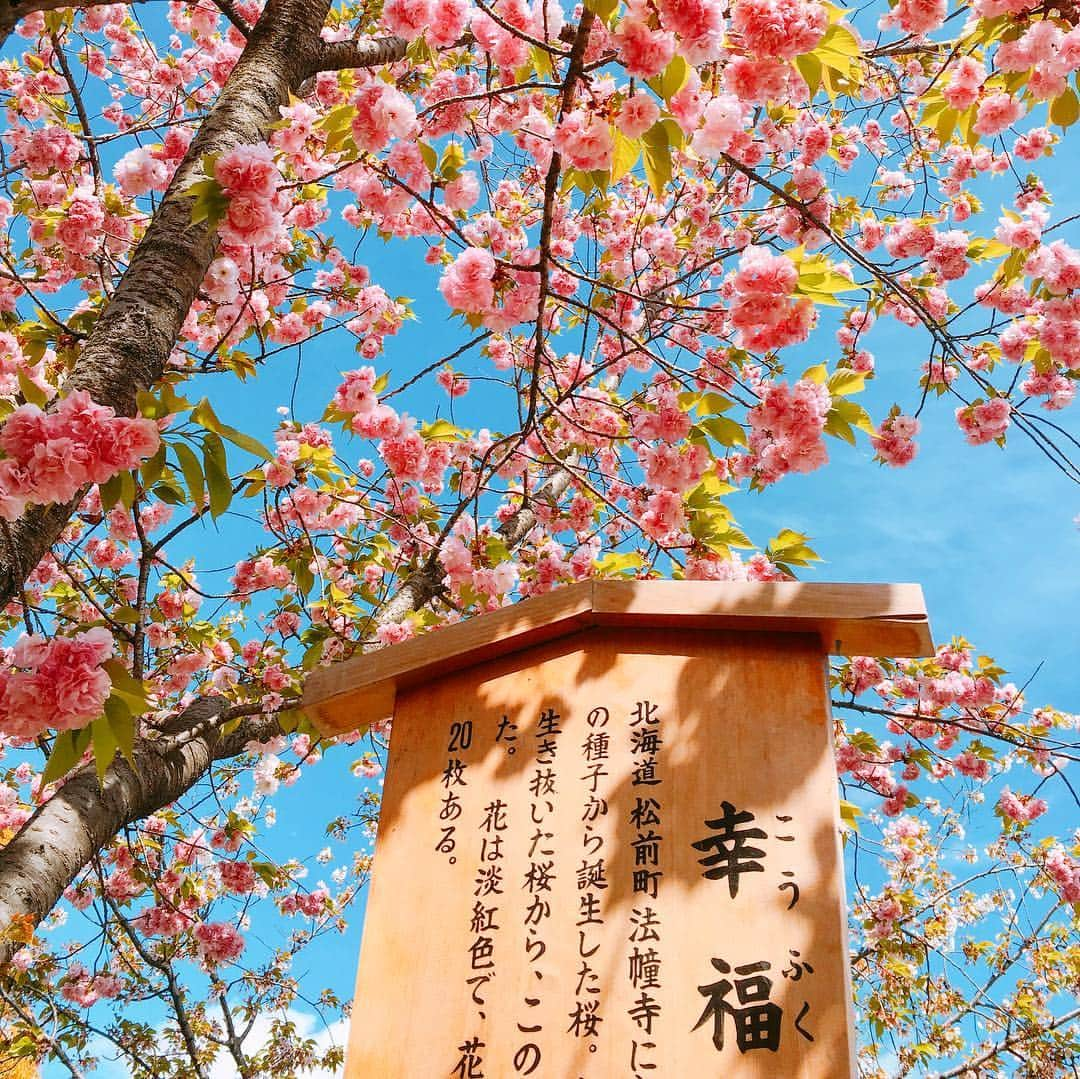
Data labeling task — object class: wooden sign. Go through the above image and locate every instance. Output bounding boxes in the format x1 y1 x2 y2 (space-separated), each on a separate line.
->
305 582 931 1078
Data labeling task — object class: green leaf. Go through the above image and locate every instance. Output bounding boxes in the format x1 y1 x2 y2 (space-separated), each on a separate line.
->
839 799 862 832
641 122 672 198
529 45 554 79
440 142 466 181
766 528 821 567
583 0 618 25
191 398 273 461
153 480 187 506
302 638 326 672
184 177 229 229
647 55 690 103
966 237 1010 261
659 117 685 149
294 559 315 597
104 658 148 717
827 368 867 396
141 444 167 489
586 168 610 194
278 707 313 736
485 536 511 563
610 128 641 184
137 382 191 421
701 416 747 447
418 141 438 174
795 52 823 97
825 398 876 444
321 104 358 157
824 408 855 444
252 860 281 888
135 390 162 420
17 370 48 408
202 432 232 519
42 727 92 786
421 418 468 441
802 363 828 384
690 392 729 415
595 551 645 576
91 715 120 784
103 695 136 762
708 523 754 550
1050 87 1079 129
813 23 860 80
797 255 860 304
98 472 124 511
174 442 205 509
118 470 137 510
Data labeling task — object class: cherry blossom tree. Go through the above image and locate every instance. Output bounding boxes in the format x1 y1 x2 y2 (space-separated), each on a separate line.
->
0 0 1076 1074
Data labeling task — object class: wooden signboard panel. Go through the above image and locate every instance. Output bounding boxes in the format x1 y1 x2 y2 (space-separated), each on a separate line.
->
344 627 857 1077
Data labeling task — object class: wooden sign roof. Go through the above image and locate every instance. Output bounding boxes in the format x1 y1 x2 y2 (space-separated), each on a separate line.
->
304 580 932 736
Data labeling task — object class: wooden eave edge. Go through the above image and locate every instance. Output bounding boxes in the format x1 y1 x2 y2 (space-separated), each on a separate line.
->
303 580 933 737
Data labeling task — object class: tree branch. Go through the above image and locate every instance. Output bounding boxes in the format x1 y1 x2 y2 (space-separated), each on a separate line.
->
0 0 148 49
0 1 407 611
309 35 408 76
211 0 250 37
0 697 243 967
928 1005 1080 1078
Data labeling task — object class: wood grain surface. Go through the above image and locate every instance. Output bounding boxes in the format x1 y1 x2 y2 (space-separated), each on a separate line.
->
306 580 931 737
344 627 856 1078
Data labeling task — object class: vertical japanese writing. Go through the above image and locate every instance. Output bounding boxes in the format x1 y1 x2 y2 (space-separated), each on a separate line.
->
467 796 507 1022
690 802 812 1056
437 720 472 865
440 718 484 1077
514 707 562 1074
434 690 822 1076
568 705 610 1056
627 700 663 1076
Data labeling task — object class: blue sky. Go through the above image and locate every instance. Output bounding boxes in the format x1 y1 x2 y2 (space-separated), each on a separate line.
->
150 206 1080 1075
17 5 1080 1075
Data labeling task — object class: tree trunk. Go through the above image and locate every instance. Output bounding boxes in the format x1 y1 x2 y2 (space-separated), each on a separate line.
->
0 463 576 967
0 701 282 966
0 1 405 607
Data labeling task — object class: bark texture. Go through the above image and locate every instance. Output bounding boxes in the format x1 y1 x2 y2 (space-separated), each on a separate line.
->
0 699 280 966
0 461 576 966
0 1 405 607
0 3 571 966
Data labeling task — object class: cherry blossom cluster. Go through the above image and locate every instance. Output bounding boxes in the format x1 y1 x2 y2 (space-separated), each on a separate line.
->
0 628 114 740
738 377 831 486
831 641 1072 821
0 391 159 519
1044 846 1080 903
211 143 289 251
872 413 920 467
0 2 1077 1071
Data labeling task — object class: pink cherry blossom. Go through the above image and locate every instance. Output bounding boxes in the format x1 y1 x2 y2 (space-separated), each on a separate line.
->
973 93 1024 137
614 19 676 79
692 95 747 158
872 413 920 467
214 143 280 200
439 247 496 314
193 920 246 966
731 0 827 60
553 109 614 172
617 92 660 139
